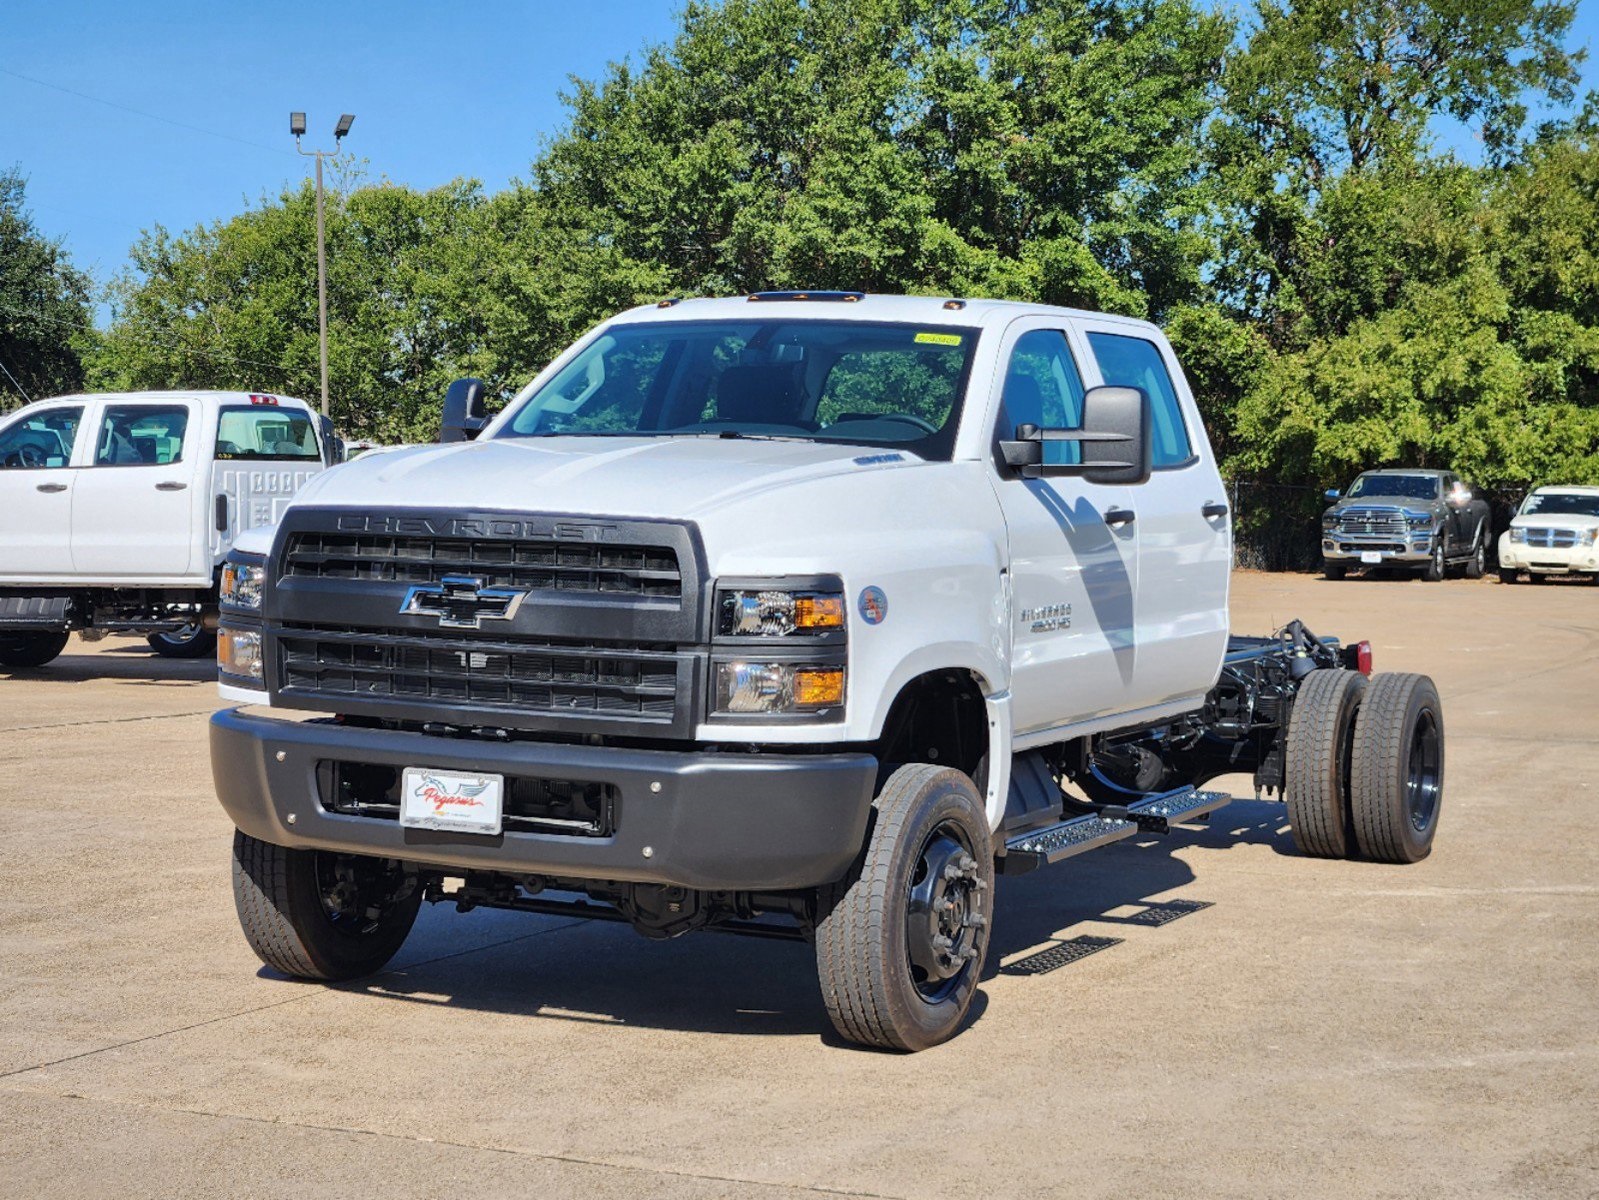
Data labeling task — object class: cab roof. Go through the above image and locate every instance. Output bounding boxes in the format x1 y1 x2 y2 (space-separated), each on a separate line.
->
28 389 316 411
607 292 1161 335
1531 484 1599 496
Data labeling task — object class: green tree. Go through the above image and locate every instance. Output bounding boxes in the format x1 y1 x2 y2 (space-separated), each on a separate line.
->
0 169 92 410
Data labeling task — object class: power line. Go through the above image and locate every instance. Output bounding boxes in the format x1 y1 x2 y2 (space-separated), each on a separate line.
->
0 354 33 404
0 68 295 159
0 298 317 393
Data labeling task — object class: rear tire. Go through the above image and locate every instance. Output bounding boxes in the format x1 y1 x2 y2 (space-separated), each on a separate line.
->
148 624 218 658
815 764 993 1052
1322 561 1347 580
0 631 70 669
1284 668 1366 858
231 831 421 980
1350 673 1444 863
1498 568 1518 584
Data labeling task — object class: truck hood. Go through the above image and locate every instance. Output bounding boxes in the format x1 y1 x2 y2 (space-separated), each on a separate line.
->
1510 513 1599 530
1328 495 1439 512
286 435 924 521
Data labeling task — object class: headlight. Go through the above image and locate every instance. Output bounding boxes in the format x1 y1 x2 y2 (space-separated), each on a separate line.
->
718 586 844 637
1321 513 1338 529
714 662 844 714
1509 528 1528 544
221 559 265 610
1583 529 1599 546
218 628 264 680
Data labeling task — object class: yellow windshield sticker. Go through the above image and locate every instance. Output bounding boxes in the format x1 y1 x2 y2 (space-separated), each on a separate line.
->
914 331 963 346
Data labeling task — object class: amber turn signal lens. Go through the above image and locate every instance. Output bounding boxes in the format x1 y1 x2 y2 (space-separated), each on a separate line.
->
794 667 845 707
793 595 845 629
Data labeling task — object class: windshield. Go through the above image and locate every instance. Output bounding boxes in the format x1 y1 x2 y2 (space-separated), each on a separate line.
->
1346 473 1439 501
495 319 979 459
216 407 320 461
1521 491 1599 518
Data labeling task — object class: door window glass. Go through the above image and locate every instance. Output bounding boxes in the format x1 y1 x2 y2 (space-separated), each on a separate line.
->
1000 330 1087 465
216 407 320 460
94 405 190 466
1086 332 1194 468
0 406 83 468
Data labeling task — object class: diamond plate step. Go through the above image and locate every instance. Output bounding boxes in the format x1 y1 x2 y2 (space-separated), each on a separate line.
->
999 813 1137 875
1122 788 1231 832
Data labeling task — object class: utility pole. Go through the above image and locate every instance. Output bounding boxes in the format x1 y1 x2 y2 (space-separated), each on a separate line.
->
290 111 355 418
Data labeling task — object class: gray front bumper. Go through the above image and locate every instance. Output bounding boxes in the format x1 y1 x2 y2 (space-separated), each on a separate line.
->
210 709 877 891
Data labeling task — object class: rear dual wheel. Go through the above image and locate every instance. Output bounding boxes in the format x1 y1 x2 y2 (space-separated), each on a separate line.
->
0 631 69 669
815 765 993 1052
1285 669 1443 863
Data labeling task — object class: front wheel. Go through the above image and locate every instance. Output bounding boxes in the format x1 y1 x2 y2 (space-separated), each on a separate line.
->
1424 541 1446 582
1498 568 1518 585
1464 533 1486 579
231 831 422 980
815 765 994 1052
0 631 70 669
148 623 218 658
1322 561 1347 581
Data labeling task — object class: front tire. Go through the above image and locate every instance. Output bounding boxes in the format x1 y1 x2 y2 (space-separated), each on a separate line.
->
1424 541 1446 582
1498 567 1518 584
1284 668 1366 858
0 631 70 669
1464 532 1486 579
231 831 422 980
1350 673 1444 863
815 765 994 1052
1322 561 1347 580
148 624 218 658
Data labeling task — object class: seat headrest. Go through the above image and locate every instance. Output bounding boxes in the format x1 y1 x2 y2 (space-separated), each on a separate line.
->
1002 374 1045 430
717 363 807 424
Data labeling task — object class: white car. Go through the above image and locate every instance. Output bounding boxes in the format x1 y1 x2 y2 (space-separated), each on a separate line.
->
1497 485 1599 583
0 390 331 668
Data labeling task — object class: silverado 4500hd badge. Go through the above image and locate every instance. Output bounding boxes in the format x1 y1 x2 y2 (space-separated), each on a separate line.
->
1021 603 1072 633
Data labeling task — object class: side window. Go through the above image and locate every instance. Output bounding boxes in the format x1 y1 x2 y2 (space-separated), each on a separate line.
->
215 408 320 460
1000 330 1087 466
94 405 190 467
1085 332 1194 468
0 406 83 469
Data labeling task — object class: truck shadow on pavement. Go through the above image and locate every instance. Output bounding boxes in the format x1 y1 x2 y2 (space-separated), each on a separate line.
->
321 800 1295 1045
7 649 215 686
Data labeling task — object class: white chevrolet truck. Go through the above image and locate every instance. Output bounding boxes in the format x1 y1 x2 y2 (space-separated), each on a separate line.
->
212 293 1445 1050
0 390 331 668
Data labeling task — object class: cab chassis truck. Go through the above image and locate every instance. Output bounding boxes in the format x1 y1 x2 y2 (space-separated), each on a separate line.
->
211 294 1444 1051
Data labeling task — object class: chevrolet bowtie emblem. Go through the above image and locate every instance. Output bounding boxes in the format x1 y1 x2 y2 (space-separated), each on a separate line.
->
400 576 528 629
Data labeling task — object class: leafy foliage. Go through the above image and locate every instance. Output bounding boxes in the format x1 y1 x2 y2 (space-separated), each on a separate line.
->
0 170 92 410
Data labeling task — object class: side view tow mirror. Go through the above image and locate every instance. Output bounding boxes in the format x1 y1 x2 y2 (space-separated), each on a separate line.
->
999 385 1152 486
1324 488 1341 501
440 378 490 443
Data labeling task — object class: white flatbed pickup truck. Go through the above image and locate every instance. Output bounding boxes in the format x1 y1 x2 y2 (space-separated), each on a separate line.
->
0 390 332 668
211 292 1445 1050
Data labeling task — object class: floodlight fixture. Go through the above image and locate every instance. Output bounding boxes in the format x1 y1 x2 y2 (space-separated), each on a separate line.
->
334 113 355 141
290 111 307 137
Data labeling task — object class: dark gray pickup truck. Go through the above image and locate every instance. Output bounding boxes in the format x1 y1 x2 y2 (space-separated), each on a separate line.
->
1321 468 1492 581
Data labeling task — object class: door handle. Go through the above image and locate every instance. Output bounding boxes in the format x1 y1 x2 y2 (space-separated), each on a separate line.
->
35 482 68 494
1105 507 1136 528
1202 501 1229 519
155 481 189 491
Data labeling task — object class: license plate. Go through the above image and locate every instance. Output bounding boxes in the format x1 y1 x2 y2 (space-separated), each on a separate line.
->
399 768 504 835
1360 551 1383 564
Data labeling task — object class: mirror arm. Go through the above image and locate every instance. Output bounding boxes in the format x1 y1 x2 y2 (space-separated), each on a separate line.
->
1000 425 1133 479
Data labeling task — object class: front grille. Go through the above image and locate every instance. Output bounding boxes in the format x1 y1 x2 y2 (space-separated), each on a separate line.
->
284 531 682 599
1335 509 1409 536
278 625 682 724
1337 542 1407 555
1524 528 1579 548
318 760 617 836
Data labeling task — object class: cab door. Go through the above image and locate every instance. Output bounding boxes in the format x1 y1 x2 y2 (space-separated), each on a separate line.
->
988 321 1140 733
1078 321 1231 708
0 402 89 581
70 399 204 579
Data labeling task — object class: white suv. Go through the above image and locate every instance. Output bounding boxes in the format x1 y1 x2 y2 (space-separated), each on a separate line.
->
1497 486 1599 583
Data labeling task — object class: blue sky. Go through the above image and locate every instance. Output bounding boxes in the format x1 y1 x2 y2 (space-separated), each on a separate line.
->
5 0 1598 315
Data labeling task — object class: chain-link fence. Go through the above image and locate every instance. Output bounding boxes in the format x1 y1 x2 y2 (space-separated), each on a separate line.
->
1225 480 1328 571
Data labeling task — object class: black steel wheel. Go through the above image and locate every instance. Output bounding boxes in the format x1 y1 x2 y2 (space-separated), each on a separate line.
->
1284 668 1366 858
148 623 218 658
231 831 422 980
1424 541 1446 581
0 631 70 669
1350 673 1444 863
815 764 993 1051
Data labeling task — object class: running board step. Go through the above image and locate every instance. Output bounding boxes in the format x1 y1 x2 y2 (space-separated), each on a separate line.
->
999 787 1233 876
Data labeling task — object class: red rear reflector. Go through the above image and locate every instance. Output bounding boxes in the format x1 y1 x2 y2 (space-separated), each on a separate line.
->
248 393 279 405
1355 641 1373 676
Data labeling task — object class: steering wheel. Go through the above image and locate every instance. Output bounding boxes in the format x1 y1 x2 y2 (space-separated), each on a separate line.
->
4 444 45 468
870 413 939 435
